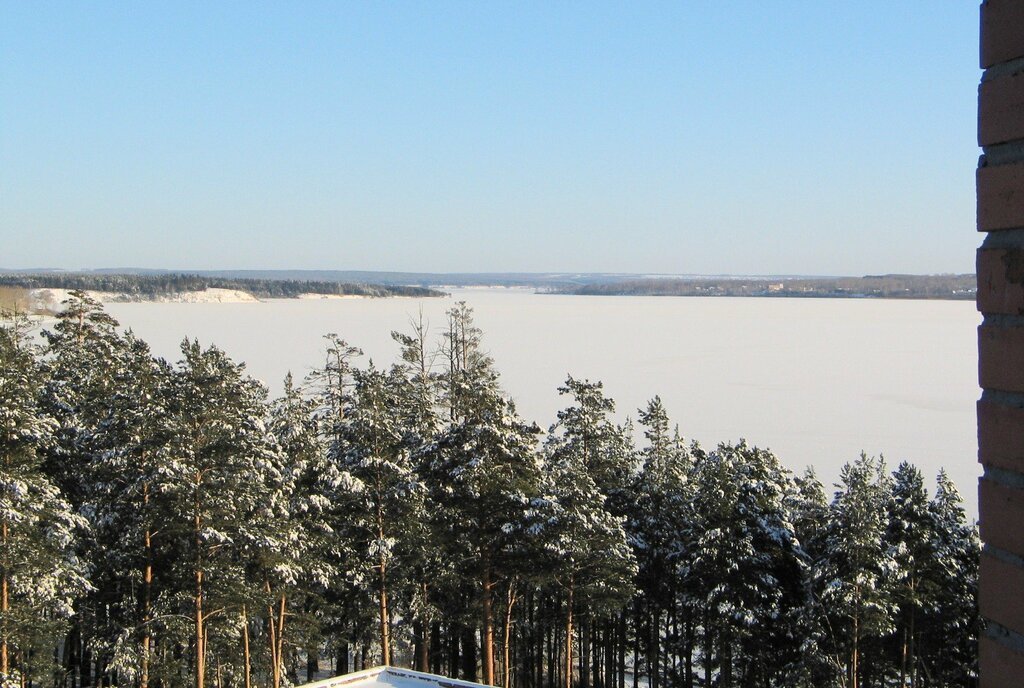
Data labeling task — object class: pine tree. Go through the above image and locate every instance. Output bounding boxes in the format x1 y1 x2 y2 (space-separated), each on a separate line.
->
164 341 281 688
784 468 836 687
538 448 636 688
88 333 175 688
630 398 696 688
546 377 637 516
885 462 934 687
39 291 133 686
818 454 897 688
0 313 90 686
424 304 543 686
922 471 979 686
687 442 802 688
331 364 425 667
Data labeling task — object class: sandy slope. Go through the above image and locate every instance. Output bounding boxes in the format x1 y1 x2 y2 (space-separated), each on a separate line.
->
31 287 260 308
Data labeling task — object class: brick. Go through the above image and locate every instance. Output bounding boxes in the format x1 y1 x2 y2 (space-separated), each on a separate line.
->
979 324 1024 392
979 399 1024 472
978 248 1024 315
981 552 1024 632
981 636 1024 688
980 71 1024 146
981 0 1024 69
978 163 1024 231
980 478 1024 558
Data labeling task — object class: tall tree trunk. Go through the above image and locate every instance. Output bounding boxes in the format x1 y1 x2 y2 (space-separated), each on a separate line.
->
908 585 916 688
338 642 349 676
580 617 589 688
565 580 574 688
2 520 8 677
503 581 518 688
379 558 391 666
193 476 208 688
242 606 252 688
141 483 153 688
277 595 287 682
195 569 204 688
307 647 319 682
266 581 284 688
482 565 495 686
899 627 907 688
617 611 626 688
851 605 859 688
461 626 477 682
430 622 442 675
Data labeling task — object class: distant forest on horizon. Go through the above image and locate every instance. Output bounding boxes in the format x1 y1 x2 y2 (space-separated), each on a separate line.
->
0 270 976 302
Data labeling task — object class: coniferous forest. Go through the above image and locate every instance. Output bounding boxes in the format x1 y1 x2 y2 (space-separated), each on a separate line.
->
0 292 979 688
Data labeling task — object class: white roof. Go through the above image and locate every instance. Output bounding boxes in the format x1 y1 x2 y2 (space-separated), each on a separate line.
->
300 666 492 688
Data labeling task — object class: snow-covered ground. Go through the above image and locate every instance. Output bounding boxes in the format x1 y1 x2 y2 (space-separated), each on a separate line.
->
31 287 259 308
101 289 982 516
295 293 366 300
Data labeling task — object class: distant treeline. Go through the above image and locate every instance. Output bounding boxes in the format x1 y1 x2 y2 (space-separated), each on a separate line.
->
559 274 976 300
0 272 445 299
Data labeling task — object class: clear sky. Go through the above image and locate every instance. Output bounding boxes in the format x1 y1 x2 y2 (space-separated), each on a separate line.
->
1 2 979 275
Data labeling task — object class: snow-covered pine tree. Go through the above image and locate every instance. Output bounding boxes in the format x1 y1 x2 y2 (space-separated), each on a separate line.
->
922 471 979 687
391 316 446 672
818 454 897 688
0 313 90 687
885 462 934 688
546 377 637 518
784 467 837 687
39 291 135 685
331 364 425 667
630 397 697 688
687 442 802 688
424 304 542 686
164 340 281 688
305 338 375 679
262 371 345 688
88 332 176 688
539 439 636 688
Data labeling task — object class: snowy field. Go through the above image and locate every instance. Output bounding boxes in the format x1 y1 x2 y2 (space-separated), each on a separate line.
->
100 289 982 515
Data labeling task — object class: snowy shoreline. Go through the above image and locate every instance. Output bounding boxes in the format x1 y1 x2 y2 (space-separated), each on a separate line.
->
31 287 261 307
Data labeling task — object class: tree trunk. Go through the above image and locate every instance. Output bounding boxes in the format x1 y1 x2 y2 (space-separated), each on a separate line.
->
909 601 916 688
266 581 285 688
141 482 153 688
580 617 589 688
277 595 287 682
900 627 907 688
379 558 391 666
337 642 349 676
851 605 859 688
617 611 626 688
503 581 518 688
195 563 204 688
565 580 574 688
242 606 252 688
482 565 495 686
461 626 477 682
431 622 442 675
307 648 319 682
2 520 8 677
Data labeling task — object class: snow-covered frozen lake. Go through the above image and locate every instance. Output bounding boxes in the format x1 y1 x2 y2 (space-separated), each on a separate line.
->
103 289 982 515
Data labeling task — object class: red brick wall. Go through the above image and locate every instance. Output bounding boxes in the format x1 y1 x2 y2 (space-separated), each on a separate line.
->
978 2 1024 686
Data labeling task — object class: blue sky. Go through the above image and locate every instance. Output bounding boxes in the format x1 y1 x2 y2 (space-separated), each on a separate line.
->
1 2 979 275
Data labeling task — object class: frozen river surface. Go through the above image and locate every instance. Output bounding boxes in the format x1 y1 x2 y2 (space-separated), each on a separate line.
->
104 289 982 515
